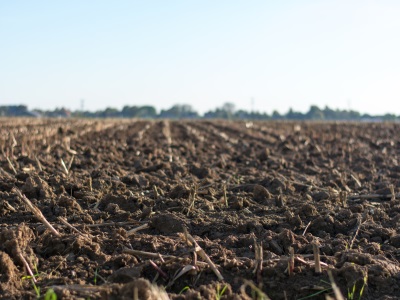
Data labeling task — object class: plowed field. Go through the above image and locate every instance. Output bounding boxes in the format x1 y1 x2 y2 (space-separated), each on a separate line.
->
1 119 400 299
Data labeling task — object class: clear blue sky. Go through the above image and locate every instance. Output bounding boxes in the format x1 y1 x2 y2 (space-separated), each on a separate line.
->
1 1 399 115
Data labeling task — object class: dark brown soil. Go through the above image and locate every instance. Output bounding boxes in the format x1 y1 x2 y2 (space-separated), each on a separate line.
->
1 118 400 299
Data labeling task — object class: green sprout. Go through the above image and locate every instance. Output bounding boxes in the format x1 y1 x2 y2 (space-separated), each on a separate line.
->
179 286 190 295
32 280 41 299
44 288 58 300
94 268 99 285
348 274 368 300
216 284 228 300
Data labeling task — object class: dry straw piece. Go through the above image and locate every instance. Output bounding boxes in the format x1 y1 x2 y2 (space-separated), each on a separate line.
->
313 243 321 273
328 270 345 300
14 188 61 237
35 155 43 172
58 217 91 241
181 231 224 281
60 158 69 175
126 223 149 236
6 156 17 175
123 249 175 260
288 247 295 276
123 248 208 267
18 252 37 283
302 221 312 236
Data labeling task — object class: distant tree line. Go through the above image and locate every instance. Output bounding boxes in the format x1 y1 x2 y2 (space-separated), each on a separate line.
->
0 105 38 117
1 103 399 121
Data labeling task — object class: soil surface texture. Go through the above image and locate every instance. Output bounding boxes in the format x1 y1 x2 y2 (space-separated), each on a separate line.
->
1 118 400 299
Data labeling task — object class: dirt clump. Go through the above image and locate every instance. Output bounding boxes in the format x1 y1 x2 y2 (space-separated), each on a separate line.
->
22 174 55 199
0 251 21 295
150 212 190 234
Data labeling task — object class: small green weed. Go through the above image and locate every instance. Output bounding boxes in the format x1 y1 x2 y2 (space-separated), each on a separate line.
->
21 262 40 281
21 263 42 299
94 268 99 285
32 280 41 299
216 284 228 300
179 286 190 294
44 288 57 300
348 275 368 300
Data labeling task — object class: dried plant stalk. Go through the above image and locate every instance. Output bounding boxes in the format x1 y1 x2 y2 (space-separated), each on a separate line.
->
302 221 312 236
223 184 228 207
340 191 348 207
390 184 395 201
88 176 93 192
127 223 149 236
149 259 168 279
60 158 69 175
313 243 321 273
350 174 361 188
34 155 43 172
18 252 37 283
349 217 362 249
182 232 224 281
253 242 263 283
168 264 196 287
288 247 295 276
58 217 91 240
80 221 139 228
14 188 61 237
11 132 17 148
253 242 263 273
186 185 198 216
328 270 345 300
295 256 329 268
123 248 175 260
153 185 159 199
67 155 75 172
6 156 17 175
348 193 400 200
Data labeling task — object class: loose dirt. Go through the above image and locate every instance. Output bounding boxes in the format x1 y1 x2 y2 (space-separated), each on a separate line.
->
1 119 400 299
